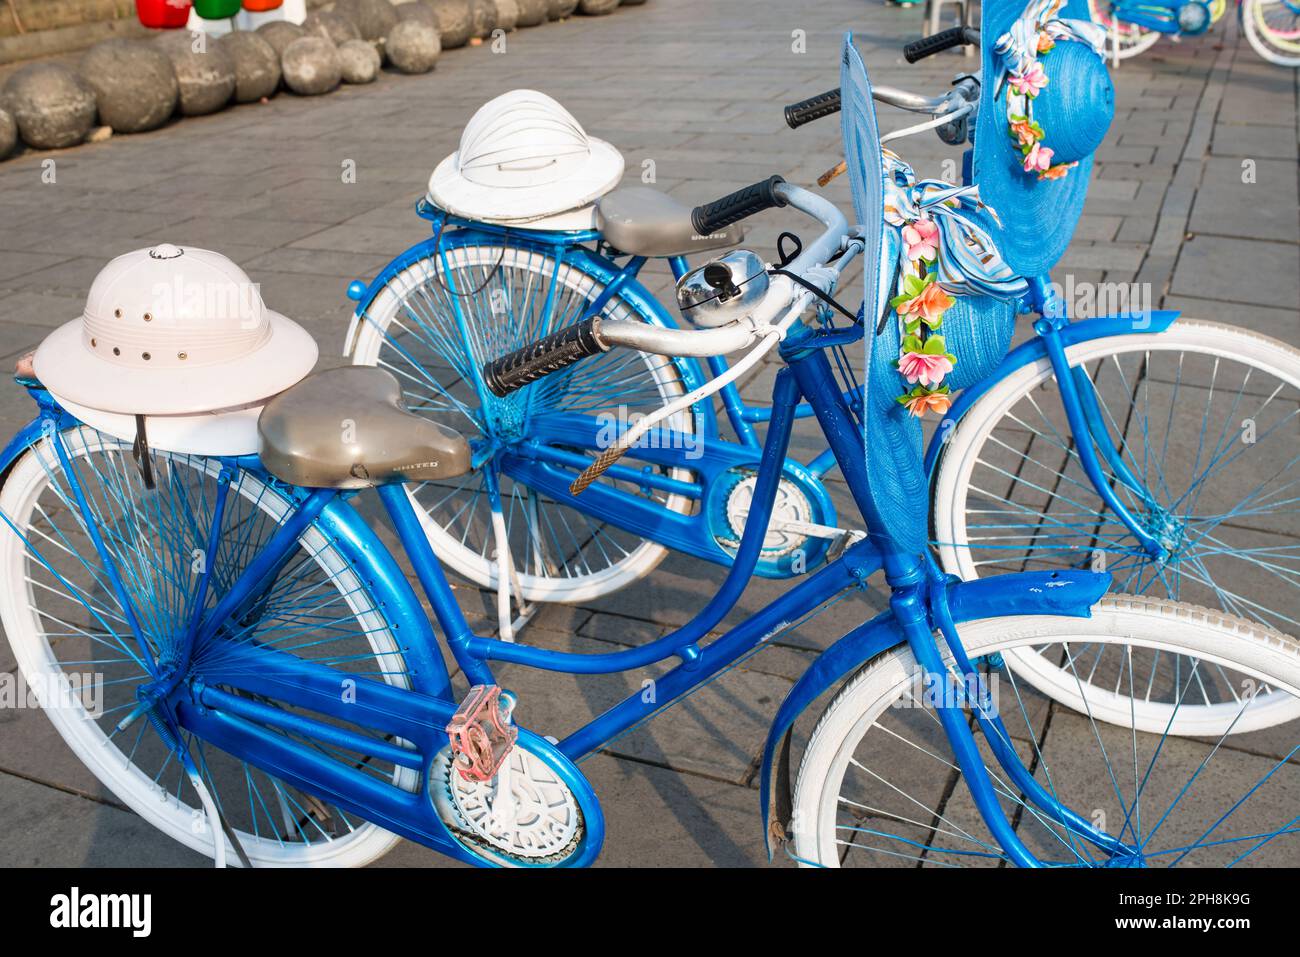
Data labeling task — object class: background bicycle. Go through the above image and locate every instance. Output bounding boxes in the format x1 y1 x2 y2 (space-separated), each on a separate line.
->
1088 0 1300 65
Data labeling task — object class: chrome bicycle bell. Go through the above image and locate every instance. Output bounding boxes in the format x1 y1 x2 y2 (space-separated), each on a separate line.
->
675 249 770 328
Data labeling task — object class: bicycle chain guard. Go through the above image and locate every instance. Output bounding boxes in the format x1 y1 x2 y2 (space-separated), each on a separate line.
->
445 685 518 782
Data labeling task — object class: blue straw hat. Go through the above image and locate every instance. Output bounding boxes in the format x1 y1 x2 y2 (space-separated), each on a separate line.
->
973 0 1113 278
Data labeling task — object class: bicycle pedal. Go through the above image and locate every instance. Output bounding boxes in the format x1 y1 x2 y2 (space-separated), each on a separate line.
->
445 685 518 783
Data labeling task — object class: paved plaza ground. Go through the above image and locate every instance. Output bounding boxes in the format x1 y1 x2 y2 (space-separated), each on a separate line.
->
0 0 1296 866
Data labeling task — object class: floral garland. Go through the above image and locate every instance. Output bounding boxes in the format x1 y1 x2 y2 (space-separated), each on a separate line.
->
1004 32 1075 181
996 0 1108 182
890 224 957 418
880 154 1030 418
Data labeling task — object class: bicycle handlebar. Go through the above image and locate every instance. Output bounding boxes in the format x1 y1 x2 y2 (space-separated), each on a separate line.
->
481 183 849 397
691 175 788 236
784 78 979 129
903 26 981 63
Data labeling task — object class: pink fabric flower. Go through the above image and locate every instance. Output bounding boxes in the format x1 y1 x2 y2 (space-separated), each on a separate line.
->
1023 142 1054 173
898 350 954 387
903 390 953 418
896 281 954 327
902 217 939 262
1009 62 1048 97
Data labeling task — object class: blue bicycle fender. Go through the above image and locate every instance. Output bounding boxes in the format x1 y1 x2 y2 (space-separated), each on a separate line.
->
759 568 1111 858
0 416 50 478
923 310 1181 479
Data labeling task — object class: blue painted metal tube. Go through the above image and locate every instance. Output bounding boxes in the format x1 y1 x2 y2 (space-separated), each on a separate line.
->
788 347 923 585
175 469 231 672
49 422 158 676
560 538 878 761
196 683 424 771
707 354 761 448
517 440 703 500
1036 320 1165 559
376 483 495 686
740 402 819 422
467 368 805 674
806 446 840 479
1070 364 1155 502
891 581 1040 867
194 488 336 647
930 578 1132 858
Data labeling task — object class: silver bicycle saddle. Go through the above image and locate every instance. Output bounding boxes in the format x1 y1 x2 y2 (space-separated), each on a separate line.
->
596 186 743 258
258 366 471 489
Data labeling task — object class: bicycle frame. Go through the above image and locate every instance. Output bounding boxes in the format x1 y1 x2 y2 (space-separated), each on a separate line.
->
12 316 1118 866
1105 0 1215 33
346 203 1183 578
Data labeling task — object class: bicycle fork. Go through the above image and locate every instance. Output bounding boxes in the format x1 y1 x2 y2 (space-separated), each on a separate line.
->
893 572 1139 866
1035 315 1167 562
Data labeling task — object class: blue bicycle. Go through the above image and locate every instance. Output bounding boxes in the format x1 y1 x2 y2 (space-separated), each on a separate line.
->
1 28 1296 868
1089 0 1300 66
343 10 1300 731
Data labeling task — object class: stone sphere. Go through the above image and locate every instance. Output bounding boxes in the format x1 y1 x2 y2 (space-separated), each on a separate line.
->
516 0 546 25
428 0 471 46
547 0 578 17
492 0 518 30
330 0 363 24
256 20 307 59
394 1 437 25
153 32 236 116
386 19 441 72
304 10 363 45
338 38 381 83
354 0 399 40
220 32 281 103
78 38 177 134
468 0 496 37
281 36 343 95
1 62 97 149
0 107 17 160
578 0 619 12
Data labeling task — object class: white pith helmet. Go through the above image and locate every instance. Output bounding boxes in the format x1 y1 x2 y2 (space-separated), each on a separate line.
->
33 244 318 424
427 89 625 223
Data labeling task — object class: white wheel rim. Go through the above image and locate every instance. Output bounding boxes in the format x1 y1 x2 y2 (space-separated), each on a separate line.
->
0 431 411 866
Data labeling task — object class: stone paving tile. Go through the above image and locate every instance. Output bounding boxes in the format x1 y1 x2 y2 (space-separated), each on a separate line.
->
0 772 205 868
1189 157 1298 242
1172 235 1299 305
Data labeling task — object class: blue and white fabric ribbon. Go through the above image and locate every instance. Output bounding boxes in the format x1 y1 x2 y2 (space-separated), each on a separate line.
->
881 152 1028 300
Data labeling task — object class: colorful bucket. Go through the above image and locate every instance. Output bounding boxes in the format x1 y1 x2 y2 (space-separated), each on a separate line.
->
192 0 243 18
137 0 192 28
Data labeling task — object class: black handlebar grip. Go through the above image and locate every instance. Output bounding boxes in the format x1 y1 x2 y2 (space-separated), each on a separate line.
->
784 88 842 129
483 318 608 397
903 26 975 63
691 175 788 237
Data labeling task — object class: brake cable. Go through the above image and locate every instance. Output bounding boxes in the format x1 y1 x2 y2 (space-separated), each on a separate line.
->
768 232 860 324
